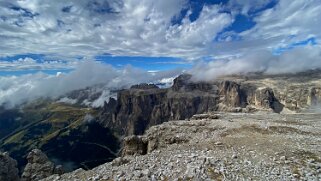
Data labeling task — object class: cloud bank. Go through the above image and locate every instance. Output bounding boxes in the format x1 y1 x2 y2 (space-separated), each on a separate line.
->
190 45 321 81
0 57 77 71
0 61 181 108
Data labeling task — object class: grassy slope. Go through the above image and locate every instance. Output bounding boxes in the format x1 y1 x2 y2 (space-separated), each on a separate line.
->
0 102 119 171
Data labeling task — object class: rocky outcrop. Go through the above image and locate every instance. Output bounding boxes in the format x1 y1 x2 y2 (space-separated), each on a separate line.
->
268 86 321 111
99 75 284 136
0 152 20 181
121 115 220 157
250 87 284 113
122 136 147 156
308 88 318 106
191 113 220 120
254 88 275 108
21 149 63 181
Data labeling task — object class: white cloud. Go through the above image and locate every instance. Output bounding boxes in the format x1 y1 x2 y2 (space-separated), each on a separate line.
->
166 5 232 47
228 0 273 15
0 57 77 71
0 60 182 108
190 45 321 81
0 0 320 62
197 0 321 61
240 0 321 50
0 0 232 59
57 97 77 104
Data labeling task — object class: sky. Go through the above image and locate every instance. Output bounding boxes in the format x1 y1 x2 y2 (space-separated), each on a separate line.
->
0 0 321 107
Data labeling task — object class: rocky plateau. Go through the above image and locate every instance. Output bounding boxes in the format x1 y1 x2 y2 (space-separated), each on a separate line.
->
44 112 321 180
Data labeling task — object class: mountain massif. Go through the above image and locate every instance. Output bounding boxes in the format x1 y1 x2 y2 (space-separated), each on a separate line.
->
100 70 321 136
1 70 321 180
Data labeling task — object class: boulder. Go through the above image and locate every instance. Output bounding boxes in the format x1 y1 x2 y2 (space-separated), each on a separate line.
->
21 149 64 181
0 152 20 181
122 136 147 156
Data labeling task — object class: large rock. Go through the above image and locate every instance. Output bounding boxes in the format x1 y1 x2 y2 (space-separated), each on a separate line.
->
0 152 20 181
21 149 63 181
122 135 147 156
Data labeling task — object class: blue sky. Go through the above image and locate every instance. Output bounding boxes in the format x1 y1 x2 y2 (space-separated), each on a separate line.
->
95 55 192 71
0 0 320 76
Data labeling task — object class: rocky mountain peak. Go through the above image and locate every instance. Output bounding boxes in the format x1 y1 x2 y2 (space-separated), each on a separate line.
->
172 74 193 91
26 149 48 164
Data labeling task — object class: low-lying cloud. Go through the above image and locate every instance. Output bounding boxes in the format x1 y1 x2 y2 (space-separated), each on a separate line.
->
0 60 182 108
190 45 321 81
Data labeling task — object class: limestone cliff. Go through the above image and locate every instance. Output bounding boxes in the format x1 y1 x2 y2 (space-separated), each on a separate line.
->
99 70 321 136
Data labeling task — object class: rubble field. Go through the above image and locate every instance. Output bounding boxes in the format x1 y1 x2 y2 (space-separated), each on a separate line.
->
44 112 321 181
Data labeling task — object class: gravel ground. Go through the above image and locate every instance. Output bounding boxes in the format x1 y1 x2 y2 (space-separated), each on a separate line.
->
43 113 321 181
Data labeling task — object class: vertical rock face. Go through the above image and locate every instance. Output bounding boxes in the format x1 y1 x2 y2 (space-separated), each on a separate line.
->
254 88 274 108
308 88 318 106
218 81 242 107
21 149 63 181
103 81 222 135
249 87 284 113
101 76 245 136
308 87 321 106
99 73 321 136
103 88 170 135
271 86 321 111
0 152 20 181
